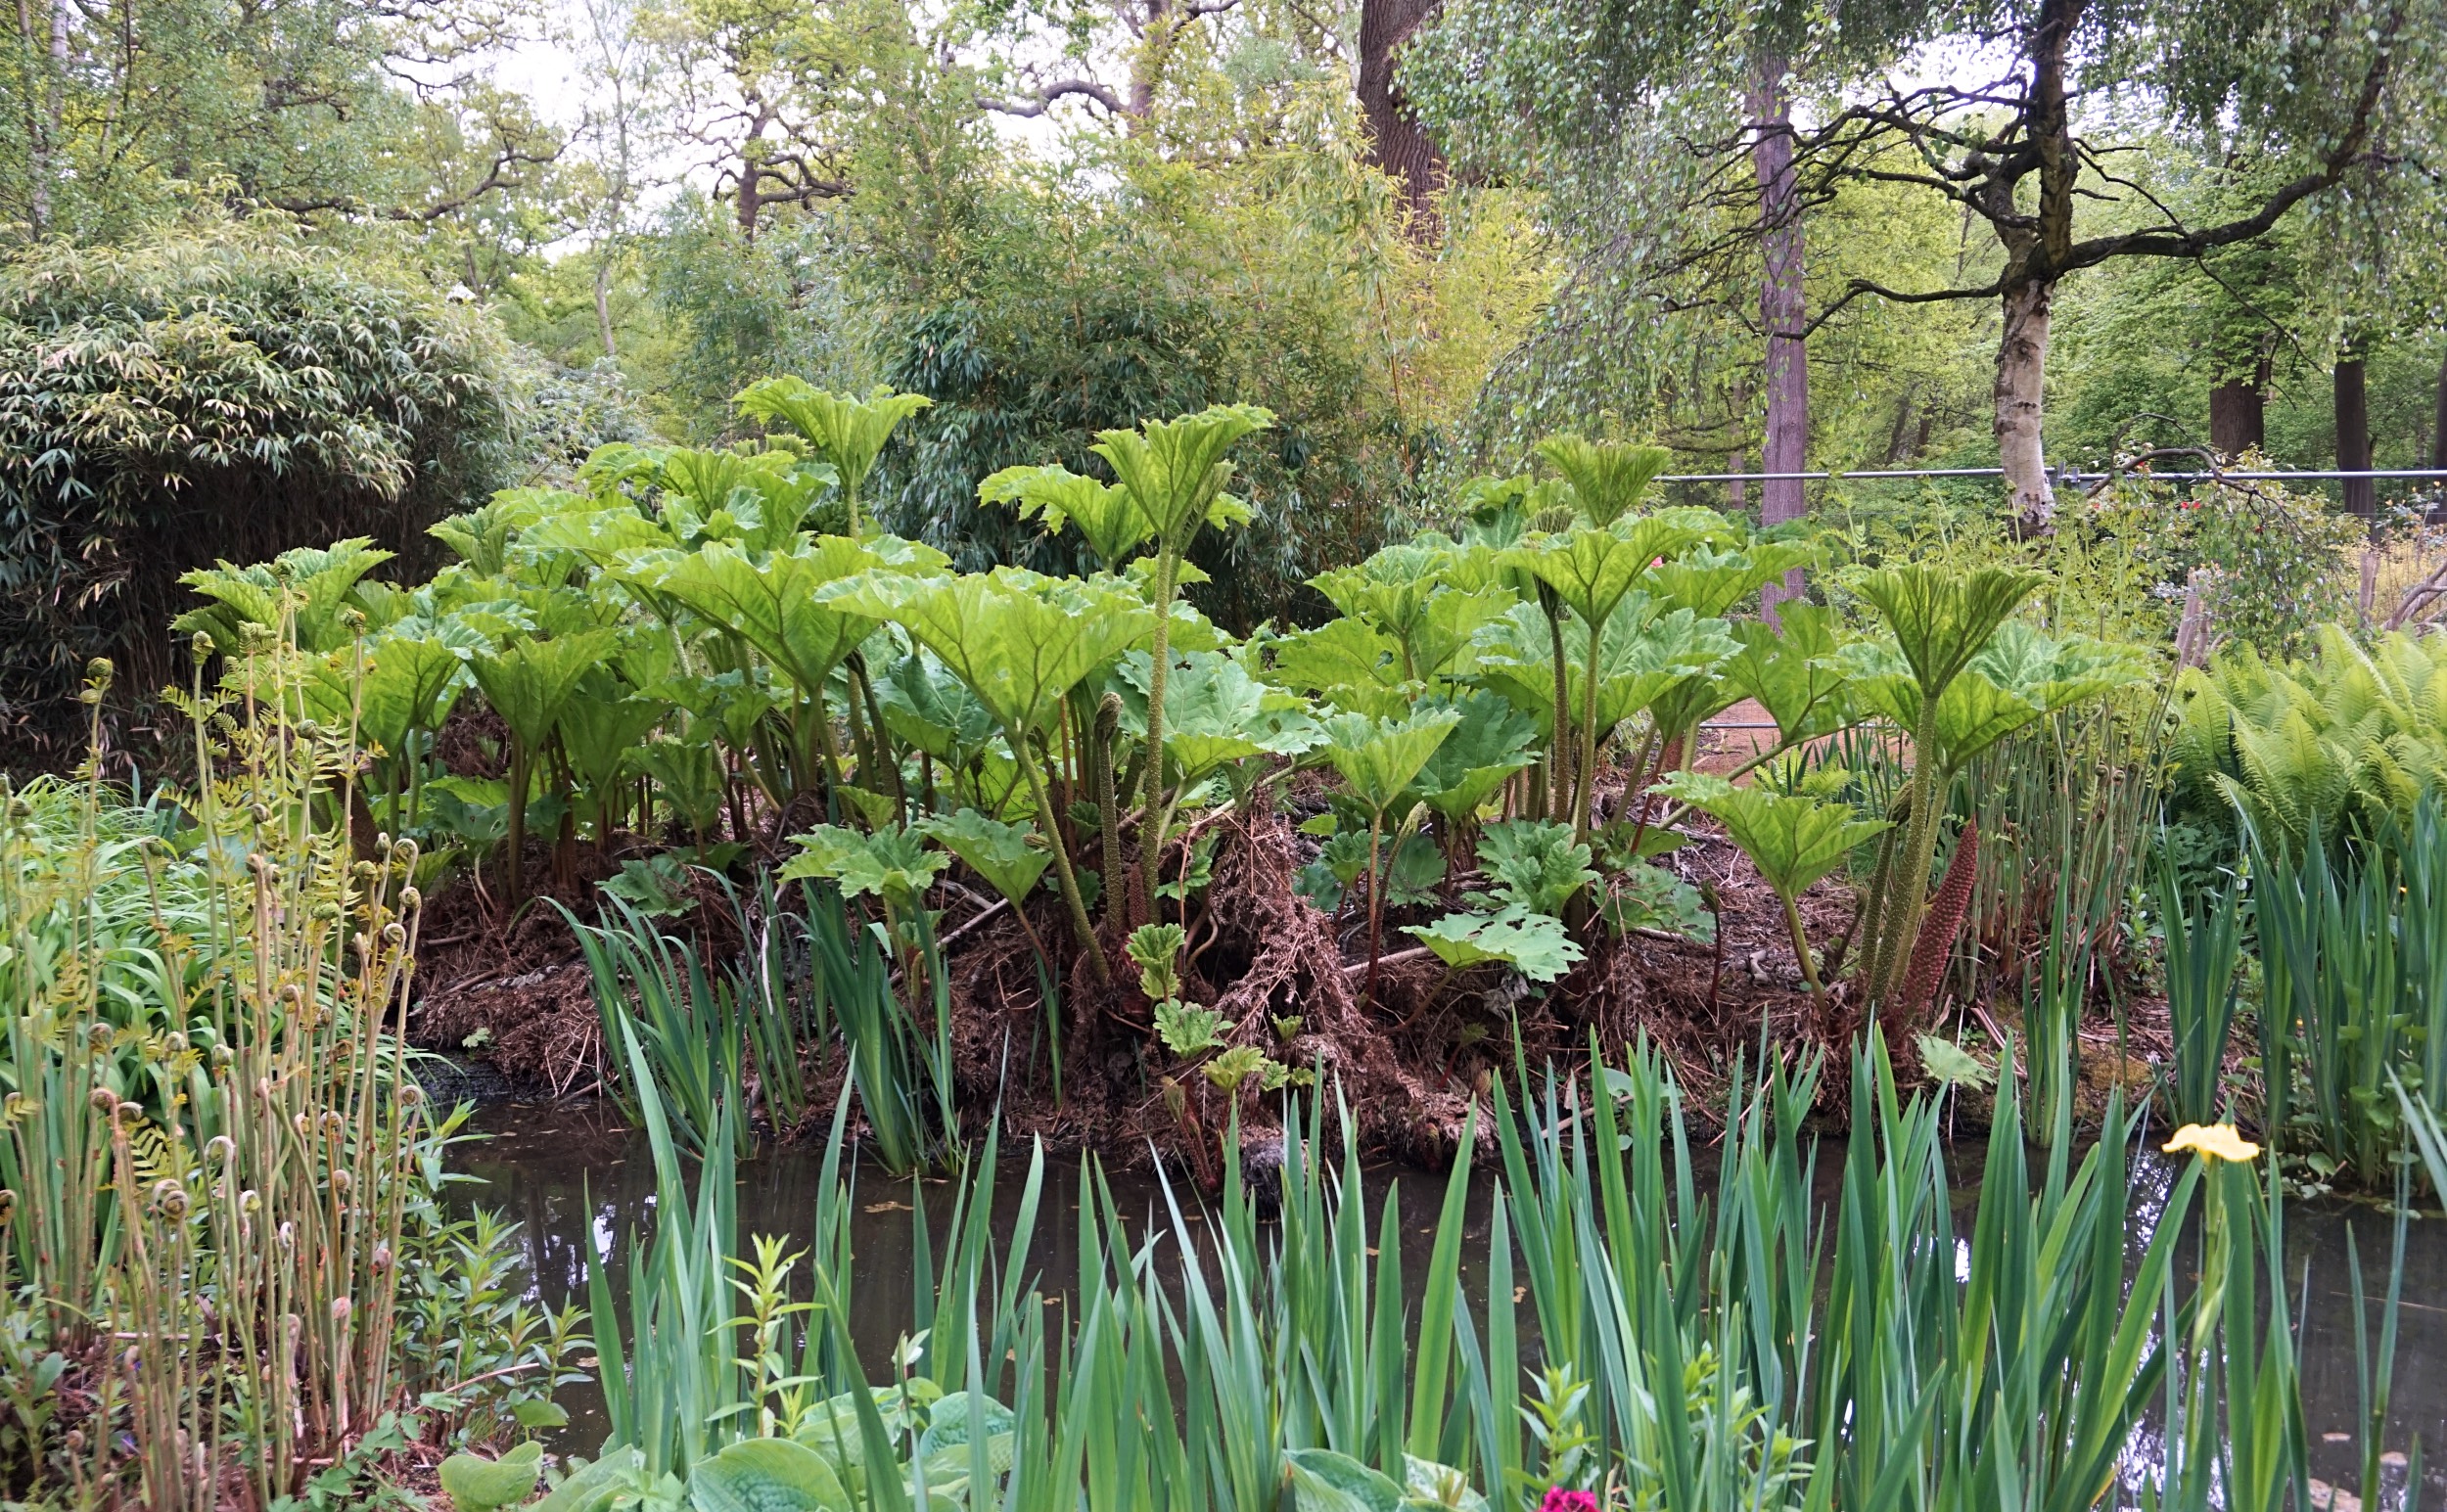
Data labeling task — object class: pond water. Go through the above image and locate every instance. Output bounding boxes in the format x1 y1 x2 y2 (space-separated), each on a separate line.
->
452 1099 2447 1501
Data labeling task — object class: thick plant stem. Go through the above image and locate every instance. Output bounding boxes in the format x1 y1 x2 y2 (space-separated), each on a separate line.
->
503 740 529 905
1870 702 1946 1005
1545 596 1572 823
1018 738 1110 986
1574 614 1605 845
1135 551 1178 927
1781 890 1825 1017
1362 813 1385 1010
1093 694 1128 929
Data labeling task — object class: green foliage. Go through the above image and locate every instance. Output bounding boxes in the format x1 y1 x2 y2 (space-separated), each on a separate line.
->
0 230 529 758
2170 624 2447 856
1474 820 1598 917
1405 908 1584 982
734 380 934 533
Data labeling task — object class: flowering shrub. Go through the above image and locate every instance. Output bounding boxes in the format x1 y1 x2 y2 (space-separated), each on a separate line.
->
1541 1490 1600 1512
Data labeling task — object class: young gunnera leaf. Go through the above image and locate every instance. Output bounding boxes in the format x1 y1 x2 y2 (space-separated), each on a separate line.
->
1404 909 1584 983
780 824 949 904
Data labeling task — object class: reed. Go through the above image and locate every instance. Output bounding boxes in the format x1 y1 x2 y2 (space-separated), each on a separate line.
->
562 1036 2371 1511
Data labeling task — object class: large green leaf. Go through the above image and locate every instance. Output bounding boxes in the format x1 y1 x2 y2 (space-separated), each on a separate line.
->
1267 618 1410 717
1647 540 1818 619
1477 818 1598 915
353 619 483 753
829 568 1157 738
1090 404 1273 548
1411 691 1539 822
979 463 1152 568
1405 907 1584 982
1317 708 1463 815
689 1437 855 1512
625 537 945 698
1118 649 1322 778
561 675 670 796
780 824 949 904
1501 508 1731 628
531 1446 643 1512
1724 603 1856 744
916 808 1051 904
733 379 932 507
468 630 619 751
1657 771 1888 898
1533 434 1674 526
873 647 996 761
1851 564 2046 700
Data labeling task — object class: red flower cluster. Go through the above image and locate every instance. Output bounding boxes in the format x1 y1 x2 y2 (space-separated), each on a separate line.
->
1541 1491 1599 1512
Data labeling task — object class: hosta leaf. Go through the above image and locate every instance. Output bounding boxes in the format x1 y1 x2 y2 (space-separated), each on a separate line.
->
438 1441 542 1511
689 1437 855 1512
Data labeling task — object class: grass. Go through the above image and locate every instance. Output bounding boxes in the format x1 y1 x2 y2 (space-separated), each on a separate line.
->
560 1034 2374 1511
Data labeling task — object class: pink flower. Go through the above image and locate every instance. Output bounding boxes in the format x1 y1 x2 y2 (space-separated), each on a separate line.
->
1541 1491 1599 1512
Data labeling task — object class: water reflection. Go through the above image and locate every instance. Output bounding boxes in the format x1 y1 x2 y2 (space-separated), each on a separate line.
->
450 1101 2447 1494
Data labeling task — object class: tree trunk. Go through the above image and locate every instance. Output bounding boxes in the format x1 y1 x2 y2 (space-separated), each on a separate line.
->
1995 275 2056 535
2336 344 2375 527
1727 448 1747 514
1358 0 1446 236
2430 343 2447 470
2209 377 2265 457
1748 52 1808 621
594 252 619 359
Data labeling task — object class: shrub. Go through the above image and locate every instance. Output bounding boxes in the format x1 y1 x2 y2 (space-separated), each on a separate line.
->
0 227 526 763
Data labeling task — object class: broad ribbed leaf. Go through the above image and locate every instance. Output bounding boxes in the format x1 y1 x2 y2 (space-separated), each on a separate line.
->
980 463 1152 568
780 823 948 902
468 630 618 751
1268 618 1411 717
733 379 931 501
830 567 1156 737
1657 771 1888 898
628 537 944 696
1534 434 1674 526
1411 692 1538 821
1317 708 1463 813
916 808 1051 903
1853 564 2045 698
1726 603 1856 743
1090 404 1273 547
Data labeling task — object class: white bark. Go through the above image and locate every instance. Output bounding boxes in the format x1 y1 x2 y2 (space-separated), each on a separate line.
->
1995 277 2055 536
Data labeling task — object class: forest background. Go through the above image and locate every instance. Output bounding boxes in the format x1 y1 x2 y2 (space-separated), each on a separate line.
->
7 0 2447 752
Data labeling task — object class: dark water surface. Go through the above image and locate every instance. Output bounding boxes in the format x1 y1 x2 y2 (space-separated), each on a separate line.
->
452 1099 2447 1501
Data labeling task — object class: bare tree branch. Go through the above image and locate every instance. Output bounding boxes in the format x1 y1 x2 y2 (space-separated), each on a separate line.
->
983 76 1126 117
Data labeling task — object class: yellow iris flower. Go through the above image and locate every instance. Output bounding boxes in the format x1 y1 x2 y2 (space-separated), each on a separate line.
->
2162 1123 2260 1164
